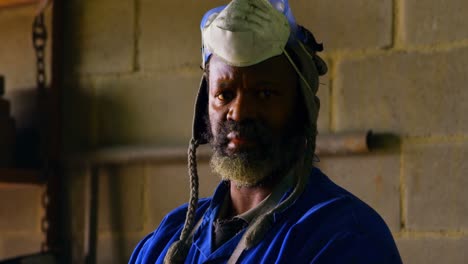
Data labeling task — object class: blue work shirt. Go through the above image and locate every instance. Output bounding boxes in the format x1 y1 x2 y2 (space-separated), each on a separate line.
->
129 168 402 263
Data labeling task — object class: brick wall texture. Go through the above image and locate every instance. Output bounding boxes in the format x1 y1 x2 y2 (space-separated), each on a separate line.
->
1 0 467 263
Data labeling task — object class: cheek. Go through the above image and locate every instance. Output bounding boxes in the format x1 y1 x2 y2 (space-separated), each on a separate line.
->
208 100 223 136
264 97 296 131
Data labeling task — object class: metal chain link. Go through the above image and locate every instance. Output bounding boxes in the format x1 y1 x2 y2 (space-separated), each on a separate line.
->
40 187 50 252
33 13 47 92
32 12 50 253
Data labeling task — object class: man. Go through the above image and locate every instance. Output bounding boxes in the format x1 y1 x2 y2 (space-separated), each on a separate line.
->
130 0 402 263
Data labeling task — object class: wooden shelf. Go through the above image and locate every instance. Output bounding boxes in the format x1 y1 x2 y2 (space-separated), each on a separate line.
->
0 168 44 185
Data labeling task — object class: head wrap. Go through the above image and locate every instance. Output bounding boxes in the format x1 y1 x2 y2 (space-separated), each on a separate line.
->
164 1 327 263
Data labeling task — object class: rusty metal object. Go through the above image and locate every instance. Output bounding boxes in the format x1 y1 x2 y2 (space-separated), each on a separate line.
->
315 131 401 156
315 131 371 156
77 145 212 165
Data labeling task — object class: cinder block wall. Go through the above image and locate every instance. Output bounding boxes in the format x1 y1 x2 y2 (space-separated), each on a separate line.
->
60 1 468 263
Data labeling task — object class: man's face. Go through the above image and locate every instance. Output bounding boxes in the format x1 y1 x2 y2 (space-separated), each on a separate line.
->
207 54 304 186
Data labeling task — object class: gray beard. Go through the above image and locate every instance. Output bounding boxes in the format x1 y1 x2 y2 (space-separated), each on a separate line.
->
210 136 303 187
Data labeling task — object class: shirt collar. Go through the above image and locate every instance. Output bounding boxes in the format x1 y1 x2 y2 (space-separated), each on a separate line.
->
217 168 297 224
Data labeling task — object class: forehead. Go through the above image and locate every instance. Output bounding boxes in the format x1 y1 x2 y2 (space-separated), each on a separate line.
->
208 54 297 84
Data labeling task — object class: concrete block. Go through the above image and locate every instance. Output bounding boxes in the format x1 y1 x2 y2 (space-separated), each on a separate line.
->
0 233 42 260
397 237 468 264
90 72 201 146
404 142 468 230
0 186 43 232
97 164 145 233
146 160 219 230
96 234 141 264
401 1 468 45
290 0 392 51
139 0 223 71
67 0 134 73
334 47 468 136
317 153 400 232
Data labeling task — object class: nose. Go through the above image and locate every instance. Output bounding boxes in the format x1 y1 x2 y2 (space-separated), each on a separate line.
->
227 94 257 122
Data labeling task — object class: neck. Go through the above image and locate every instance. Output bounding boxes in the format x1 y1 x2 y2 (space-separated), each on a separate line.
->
229 182 273 216
227 160 299 216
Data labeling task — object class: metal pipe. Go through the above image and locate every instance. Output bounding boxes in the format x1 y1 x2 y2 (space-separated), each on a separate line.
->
68 131 400 166
315 131 370 156
0 0 36 9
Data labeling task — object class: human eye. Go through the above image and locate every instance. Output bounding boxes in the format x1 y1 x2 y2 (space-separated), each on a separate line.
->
215 90 234 102
258 89 276 100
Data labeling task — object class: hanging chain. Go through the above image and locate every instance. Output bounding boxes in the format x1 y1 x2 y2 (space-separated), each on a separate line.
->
33 12 50 253
33 13 47 92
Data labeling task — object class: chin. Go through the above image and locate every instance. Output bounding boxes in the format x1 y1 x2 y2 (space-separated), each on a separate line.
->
210 152 271 187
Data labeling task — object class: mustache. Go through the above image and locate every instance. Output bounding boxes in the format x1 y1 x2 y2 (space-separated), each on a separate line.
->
213 119 273 147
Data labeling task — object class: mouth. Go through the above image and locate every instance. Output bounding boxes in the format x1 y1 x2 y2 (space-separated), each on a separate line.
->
227 132 256 150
